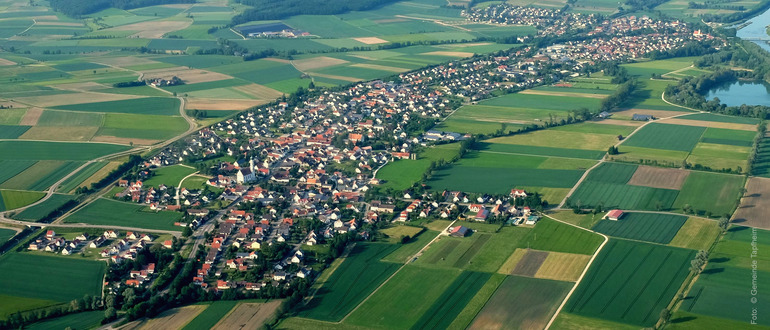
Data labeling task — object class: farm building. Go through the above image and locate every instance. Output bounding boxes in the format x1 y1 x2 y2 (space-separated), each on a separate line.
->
632 114 654 121
605 209 625 221
448 226 470 237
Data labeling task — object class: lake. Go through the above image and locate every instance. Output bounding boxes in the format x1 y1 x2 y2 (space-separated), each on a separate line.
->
706 80 770 106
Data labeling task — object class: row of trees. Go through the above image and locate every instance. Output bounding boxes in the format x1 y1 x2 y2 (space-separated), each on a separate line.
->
49 0 194 17
231 0 399 25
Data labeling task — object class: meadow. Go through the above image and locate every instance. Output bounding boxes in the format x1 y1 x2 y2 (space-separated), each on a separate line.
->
564 239 695 327
376 143 460 191
300 243 400 321
64 198 182 230
0 190 45 211
470 275 572 330
519 218 603 255
592 212 688 244
142 165 197 188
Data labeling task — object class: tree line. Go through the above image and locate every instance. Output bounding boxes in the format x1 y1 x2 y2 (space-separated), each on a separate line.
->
49 0 194 17
231 0 399 25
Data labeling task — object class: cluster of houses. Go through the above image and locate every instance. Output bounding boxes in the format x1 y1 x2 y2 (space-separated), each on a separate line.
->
126 263 156 287
464 4 598 38
27 230 90 256
147 76 182 87
26 230 159 262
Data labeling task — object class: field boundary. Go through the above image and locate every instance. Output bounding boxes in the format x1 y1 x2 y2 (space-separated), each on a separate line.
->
542 213 608 330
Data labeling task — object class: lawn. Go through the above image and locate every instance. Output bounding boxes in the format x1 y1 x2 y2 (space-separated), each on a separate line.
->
51 97 181 116
470 275 572 330
672 172 744 217
564 239 695 327
622 123 705 152
519 218 603 255
300 243 400 321
13 194 75 221
142 165 197 188
0 253 105 303
345 265 461 329
181 301 238 330
0 141 129 161
65 198 183 231
592 212 688 244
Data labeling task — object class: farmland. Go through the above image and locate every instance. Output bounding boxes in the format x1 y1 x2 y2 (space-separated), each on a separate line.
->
0 190 45 211
519 218 603 255
64 198 182 230
376 143 460 191
13 194 75 221
0 253 105 316
569 163 681 211
733 177 770 229
470 275 572 330
672 172 744 217
182 301 238 330
622 123 705 152
25 311 104 330
679 227 770 327
300 243 400 321
592 212 688 244
211 300 282 330
0 229 16 246
0 141 129 161
51 97 181 116
411 271 492 330
564 239 695 327
142 165 197 188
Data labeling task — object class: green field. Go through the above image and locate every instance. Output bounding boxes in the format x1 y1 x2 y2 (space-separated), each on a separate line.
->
142 165 197 188
57 161 108 193
411 271 492 330
99 113 189 140
376 143 460 191
13 194 75 221
622 123 705 152
0 229 16 246
569 163 681 211
0 190 45 211
181 301 238 330
564 239 695 327
470 275 572 329
679 226 770 326
679 113 760 125
37 111 103 127
345 265 461 329
51 97 181 116
592 212 688 244
0 125 30 139
429 160 584 195
521 218 603 255
26 310 104 330
65 198 182 230
300 243 400 321
0 141 129 160
0 253 105 308
380 229 437 263
672 172 744 217
476 142 606 160
0 160 37 185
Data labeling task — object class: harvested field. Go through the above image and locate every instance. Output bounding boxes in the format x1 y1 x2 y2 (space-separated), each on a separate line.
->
497 248 527 274
535 252 591 282
141 67 233 84
141 305 207 330
510 249 549 276
733 177 770 229
14 92 137 107
627 166 690 190
0 58 16 66
350 63 407 72
110 19 193 39
292 57 348 71
91 135 161 146
212 300 282 330
20 126 99 142
519 89 606 99
19 108 42 126
613 109 688 119
658 118 757 131
353 37 388 44
594 119 643 127
422 51 475 57
470 276 571 330
185 98 264 110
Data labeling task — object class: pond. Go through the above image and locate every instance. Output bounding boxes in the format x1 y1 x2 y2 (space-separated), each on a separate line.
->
705 80 770 106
